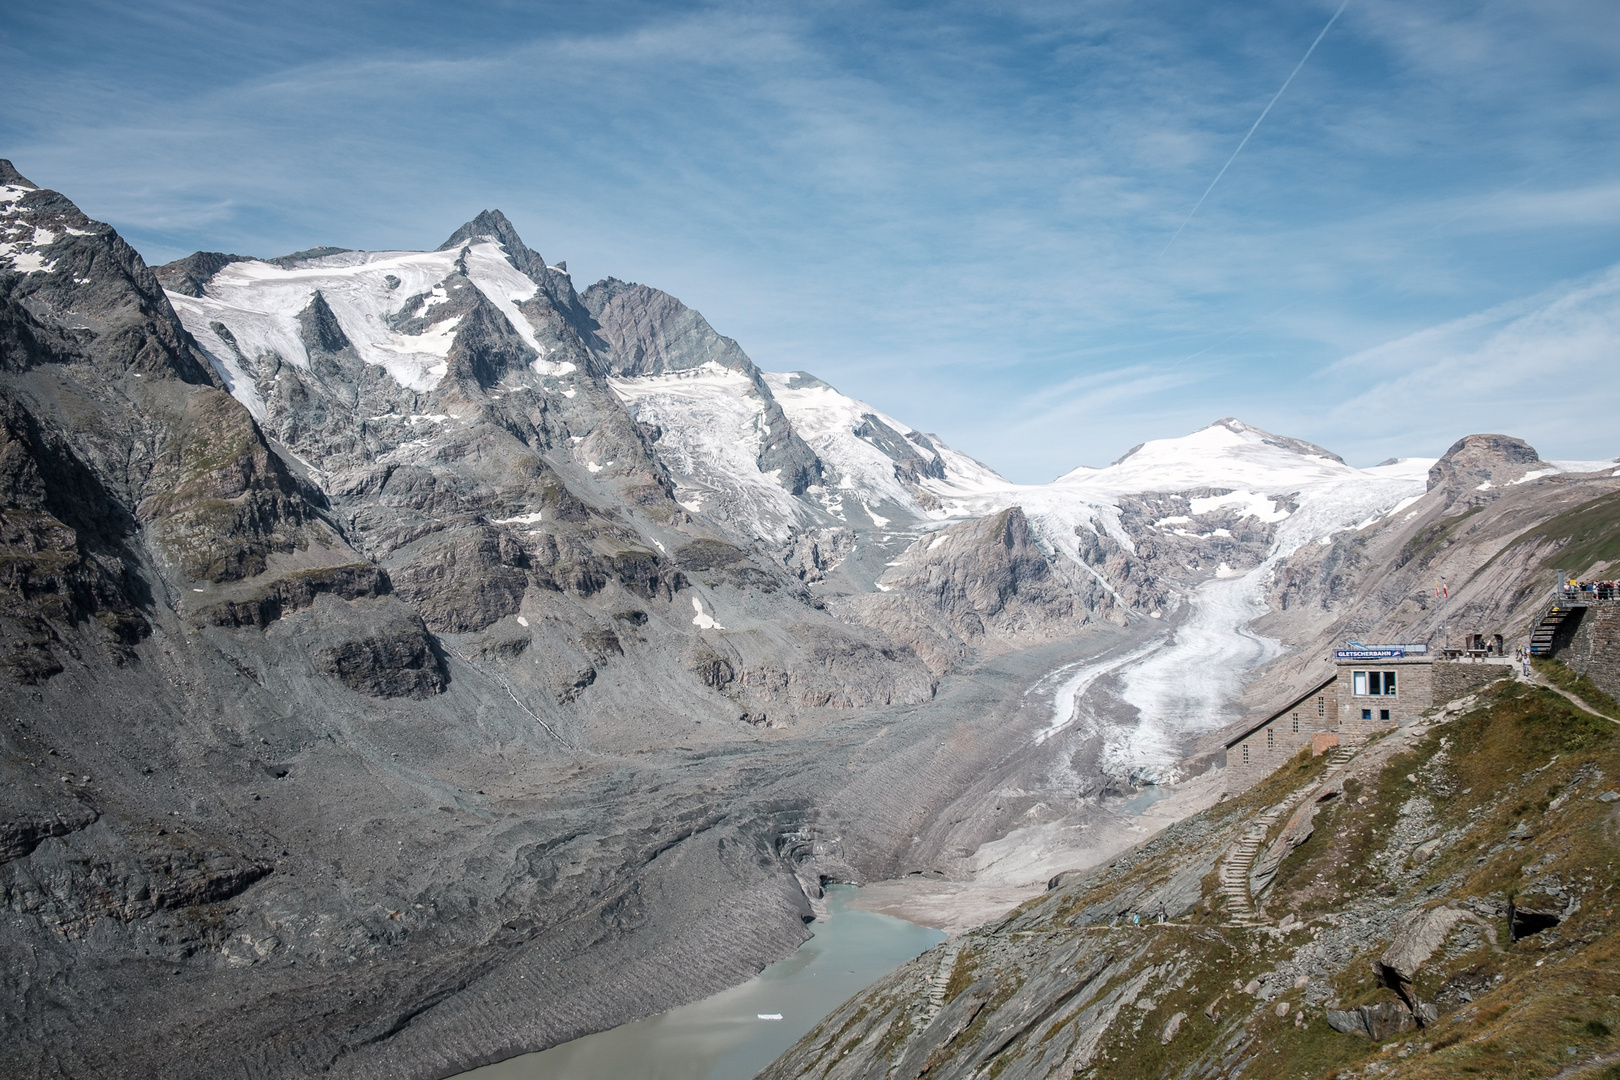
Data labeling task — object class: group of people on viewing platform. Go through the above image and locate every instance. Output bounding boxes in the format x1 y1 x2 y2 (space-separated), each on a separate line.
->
1562 578 1619 600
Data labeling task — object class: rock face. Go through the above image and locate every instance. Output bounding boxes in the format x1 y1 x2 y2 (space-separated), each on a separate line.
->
1427 433 1542 497
583 277 822 495
851 507 1106 672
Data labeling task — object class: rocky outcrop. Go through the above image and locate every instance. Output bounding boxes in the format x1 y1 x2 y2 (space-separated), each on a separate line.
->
151 251 253 298
303 595 447 698
1377 904 1470 1009
849 506 1105 670
1427 433 1542 499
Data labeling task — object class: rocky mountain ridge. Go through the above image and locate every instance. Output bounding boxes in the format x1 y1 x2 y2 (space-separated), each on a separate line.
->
2 157 1617 1080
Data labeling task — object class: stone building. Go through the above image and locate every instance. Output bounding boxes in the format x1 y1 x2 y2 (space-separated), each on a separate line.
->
1221 646 1511 791
1222 675 1339 790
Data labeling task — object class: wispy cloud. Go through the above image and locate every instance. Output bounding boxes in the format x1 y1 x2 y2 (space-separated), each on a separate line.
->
4 0 1618 478
1313 263 1620 462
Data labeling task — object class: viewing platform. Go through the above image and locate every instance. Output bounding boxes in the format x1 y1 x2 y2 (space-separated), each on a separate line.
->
1529 576 1620 656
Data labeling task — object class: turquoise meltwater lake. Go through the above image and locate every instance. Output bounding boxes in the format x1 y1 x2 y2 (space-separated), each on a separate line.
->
452 886 945 1080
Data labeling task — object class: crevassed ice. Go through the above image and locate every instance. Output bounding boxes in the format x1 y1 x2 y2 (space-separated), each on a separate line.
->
612 363 803 541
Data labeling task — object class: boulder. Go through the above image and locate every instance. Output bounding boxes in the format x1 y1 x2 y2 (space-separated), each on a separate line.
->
1379 905 1468 999
1326 1000 1421 1040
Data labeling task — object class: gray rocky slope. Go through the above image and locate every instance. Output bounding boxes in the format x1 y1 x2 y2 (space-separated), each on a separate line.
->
2 158 1617 1080
0 162 1139 1080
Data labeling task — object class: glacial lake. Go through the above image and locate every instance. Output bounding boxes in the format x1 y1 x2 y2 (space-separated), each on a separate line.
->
454 885 945 1080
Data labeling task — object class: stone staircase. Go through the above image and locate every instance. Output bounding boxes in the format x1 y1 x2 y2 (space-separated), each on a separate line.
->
921 938 962 1021
1217 744 1360 926
1528 581 1596 656
1217 788 1314 926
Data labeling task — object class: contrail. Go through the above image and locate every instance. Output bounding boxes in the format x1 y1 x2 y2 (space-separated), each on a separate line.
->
1162 0 1352 254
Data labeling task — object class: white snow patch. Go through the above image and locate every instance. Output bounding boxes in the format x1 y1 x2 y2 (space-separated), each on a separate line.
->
160 240 556 406
1186 490 1289 522
1548 458 1620 475
863 502 891 527
691 596 726 630
0 246 50 274
516 616 530 627
1387 493 1424 517
492 511 544 525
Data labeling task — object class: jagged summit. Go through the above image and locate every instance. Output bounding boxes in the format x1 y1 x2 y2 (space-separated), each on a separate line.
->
0 159 37 188
437 208 549 281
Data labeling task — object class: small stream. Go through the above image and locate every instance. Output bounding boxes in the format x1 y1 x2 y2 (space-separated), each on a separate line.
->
452 886 943 1080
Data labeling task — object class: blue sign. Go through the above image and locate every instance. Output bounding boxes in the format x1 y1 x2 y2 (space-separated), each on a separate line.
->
1336 649 1406 659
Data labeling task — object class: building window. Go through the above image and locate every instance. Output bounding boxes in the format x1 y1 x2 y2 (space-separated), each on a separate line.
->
1267 728 1274 749
1292 712 1300 733
1243 745 1250 764
1317 695 1325 717
1357 671 1399 696
1361 708 1372 721
1380 709 1390 722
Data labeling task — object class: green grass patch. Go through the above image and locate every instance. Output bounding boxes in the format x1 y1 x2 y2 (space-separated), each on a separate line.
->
1534 656 1620 721
1522 490 1620 575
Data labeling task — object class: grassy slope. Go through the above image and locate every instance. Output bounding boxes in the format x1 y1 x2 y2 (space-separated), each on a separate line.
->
1535 656 1620 722
772 682 1620 1080
1518 490 1620 577
1099 684 1619 1079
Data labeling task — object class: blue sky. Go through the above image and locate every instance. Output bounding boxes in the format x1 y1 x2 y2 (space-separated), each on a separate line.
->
5 0 1619 481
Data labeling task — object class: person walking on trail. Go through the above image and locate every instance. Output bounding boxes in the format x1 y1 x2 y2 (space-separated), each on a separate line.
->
1157 901 1167 924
